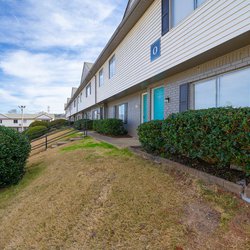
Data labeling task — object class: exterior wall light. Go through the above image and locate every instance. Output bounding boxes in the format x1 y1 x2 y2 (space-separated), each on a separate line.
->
165 97 170 103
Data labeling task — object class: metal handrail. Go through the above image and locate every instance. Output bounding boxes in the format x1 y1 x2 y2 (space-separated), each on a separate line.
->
30 129 77 153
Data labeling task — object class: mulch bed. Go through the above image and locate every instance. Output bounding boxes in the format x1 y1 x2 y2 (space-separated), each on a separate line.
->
139 147 249 184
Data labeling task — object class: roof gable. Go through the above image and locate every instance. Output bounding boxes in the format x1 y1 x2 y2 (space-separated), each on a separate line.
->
0 114 9 119
80 62 93 84
35 114 53 120
71 87 78 98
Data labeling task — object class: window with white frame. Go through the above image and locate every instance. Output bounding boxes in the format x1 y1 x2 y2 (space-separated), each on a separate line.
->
0 120 2 124
194 67 250 109
109 55 116 79
116 103 128 123
171 0 206 27
86 84 91 97
13 120 18 124
162 0 207 34
99 69 104 86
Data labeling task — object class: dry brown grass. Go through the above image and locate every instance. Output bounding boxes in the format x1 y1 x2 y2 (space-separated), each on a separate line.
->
0 137 249 249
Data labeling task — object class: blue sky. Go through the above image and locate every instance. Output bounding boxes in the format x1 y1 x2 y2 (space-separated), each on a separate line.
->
0 0 127 114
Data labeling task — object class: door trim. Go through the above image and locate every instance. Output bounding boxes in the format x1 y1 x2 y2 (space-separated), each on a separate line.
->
141 92 148 123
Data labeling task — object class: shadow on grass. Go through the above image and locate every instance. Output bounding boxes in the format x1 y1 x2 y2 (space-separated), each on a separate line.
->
0 163 45 209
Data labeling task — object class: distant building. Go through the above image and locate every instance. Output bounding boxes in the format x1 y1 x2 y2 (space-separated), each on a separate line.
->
0 113 55 132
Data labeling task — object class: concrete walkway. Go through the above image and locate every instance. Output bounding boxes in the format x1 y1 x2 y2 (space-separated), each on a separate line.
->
88 131 141 149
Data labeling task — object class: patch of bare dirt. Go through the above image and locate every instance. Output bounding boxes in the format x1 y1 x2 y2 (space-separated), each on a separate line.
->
182 202 221 248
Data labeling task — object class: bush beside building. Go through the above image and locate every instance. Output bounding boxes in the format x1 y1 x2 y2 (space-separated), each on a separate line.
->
138 107 250 176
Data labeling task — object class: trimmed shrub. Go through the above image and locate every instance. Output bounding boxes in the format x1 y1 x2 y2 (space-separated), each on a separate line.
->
74 119 93 130
29 120 49 128
137 120 164 154
23 126 48 140
49 119 69 129
0 126 31 187
93 119 127 136
138 107 250 175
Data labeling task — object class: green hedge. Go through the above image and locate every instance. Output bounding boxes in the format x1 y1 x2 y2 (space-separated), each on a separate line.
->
49 119 69 129
138 107 250 175
93 119 127 136
0 126 31 187
137 120 164 154
23 126 48 140
73 119 93 130
29 120 49 128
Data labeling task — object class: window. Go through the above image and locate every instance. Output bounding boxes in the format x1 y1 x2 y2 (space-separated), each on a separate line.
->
13 120 18 124
99 69 104 86
116 103 128 123
74 100 76 107
194 79 216 109
218 68 250 107
0 120 2 124
194 67 250 109
92 110 98 120
80 92 83 102
109 55 116 79
162 0 207 33
172 0 194 27
86 84 91 97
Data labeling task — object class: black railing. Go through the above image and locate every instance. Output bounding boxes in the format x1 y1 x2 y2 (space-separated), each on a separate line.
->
30 125 88 155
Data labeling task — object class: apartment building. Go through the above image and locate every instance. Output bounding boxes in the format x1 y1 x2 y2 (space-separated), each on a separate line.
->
0 113 55 132
65 0 250 136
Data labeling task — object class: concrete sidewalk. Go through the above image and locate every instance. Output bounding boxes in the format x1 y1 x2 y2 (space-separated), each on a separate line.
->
88 131 141 149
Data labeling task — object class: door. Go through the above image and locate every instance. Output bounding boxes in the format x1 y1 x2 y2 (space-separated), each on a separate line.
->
153 87 164 120
142 93 148 123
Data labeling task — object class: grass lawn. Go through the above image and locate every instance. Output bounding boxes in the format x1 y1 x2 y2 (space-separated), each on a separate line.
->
0 137 249 249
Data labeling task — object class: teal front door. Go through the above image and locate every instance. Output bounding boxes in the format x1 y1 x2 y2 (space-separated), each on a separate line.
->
142 93 148 123
153 87 164 120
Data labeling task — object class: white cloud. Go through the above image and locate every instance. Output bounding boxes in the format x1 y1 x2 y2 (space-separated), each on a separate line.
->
1 50 82 85
0 0 124 49
0 0 127 114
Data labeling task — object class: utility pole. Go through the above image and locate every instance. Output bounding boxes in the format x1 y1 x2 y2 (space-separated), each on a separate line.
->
18 105 26 132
